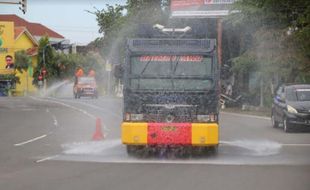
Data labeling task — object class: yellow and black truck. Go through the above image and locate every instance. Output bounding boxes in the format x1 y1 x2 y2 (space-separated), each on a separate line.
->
121 25 220 155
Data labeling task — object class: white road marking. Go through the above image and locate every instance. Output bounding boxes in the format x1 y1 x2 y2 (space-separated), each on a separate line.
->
221 141 310 148
36 155 59 163
14 134 47 147
43 97 111 132
281 143 310 147
30 96 109 136
21 108 36 111
30 96 96 119
52 115 58 126
45 108 59 127
51 97 122 119
221 111 270 120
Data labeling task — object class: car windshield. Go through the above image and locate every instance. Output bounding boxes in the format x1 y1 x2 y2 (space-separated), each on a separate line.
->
78 77 95 84
296 89 310 101
130 55 213 90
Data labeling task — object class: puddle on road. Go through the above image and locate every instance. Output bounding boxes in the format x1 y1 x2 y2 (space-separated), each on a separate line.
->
221 139 282 156
62 139 282 157
62 139 121 155
51 139 310 166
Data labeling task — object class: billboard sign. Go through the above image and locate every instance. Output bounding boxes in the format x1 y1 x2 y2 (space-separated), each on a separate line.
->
171 0 236 18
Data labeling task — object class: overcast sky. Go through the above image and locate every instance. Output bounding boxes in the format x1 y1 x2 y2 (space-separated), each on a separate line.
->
0 0 126 45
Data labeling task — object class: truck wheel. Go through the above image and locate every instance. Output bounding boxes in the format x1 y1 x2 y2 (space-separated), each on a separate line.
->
126 145 144 156
126 145 137 156
208 146 218 155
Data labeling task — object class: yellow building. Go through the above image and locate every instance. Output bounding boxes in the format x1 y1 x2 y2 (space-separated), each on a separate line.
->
0 21 38 95
14 26 38 93
0 22 15 69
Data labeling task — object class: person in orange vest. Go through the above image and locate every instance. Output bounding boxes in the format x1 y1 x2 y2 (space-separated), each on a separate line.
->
88 68 96 77
74 67 84 84
75 67 84 77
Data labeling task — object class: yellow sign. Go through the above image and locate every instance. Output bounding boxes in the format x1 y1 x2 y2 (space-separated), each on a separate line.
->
105 63 112 71
0 69 15 75
0 22 14 69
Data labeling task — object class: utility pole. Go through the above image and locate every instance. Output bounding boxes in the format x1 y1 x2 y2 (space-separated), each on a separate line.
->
217 18 223 66
42 45 48 96
260 74 264 107
106 60 112 96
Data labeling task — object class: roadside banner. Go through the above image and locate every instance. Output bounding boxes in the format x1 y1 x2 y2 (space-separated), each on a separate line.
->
171 0 236 18
105 63 112 72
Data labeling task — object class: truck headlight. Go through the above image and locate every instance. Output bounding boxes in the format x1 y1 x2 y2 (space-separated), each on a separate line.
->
287 105 298 114
197 114 217 122
125 113 144 121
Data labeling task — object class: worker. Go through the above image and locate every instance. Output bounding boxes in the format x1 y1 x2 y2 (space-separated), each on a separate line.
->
75 66 84 77
74 67 84 84
88 68 96 77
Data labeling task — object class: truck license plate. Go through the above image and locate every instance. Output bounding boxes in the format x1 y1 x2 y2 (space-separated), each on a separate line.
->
161 126 177 131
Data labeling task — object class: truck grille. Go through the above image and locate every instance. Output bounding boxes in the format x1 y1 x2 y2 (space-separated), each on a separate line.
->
143 104 197 122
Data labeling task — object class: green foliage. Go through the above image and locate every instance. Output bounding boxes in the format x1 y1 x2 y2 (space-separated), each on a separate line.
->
14 50 32 72
33 36 56 86
54 53 104 82
0 73 19 95
227 0 310 83
0 74 18 82
232 52 257 73
88 0 169 64
33 36 104 87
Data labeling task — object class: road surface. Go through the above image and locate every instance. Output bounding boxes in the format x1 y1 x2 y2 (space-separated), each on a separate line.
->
0 96 309 190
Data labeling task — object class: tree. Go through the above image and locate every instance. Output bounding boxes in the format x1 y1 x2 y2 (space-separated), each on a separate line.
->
14 50 32 72
88 0 169 64
33 36 56 86
227 0 310 83
220 0 310 106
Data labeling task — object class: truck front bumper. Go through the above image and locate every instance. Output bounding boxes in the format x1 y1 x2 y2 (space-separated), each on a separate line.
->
121 122 219 146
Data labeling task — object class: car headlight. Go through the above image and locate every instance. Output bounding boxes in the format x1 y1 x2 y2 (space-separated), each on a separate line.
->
197 114 217 122
125 113 144 121
287 105 298 114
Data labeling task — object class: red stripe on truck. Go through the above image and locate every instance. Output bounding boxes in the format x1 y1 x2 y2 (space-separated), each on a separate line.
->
147 123 192 145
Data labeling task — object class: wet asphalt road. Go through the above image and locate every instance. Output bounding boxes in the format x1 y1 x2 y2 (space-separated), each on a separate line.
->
0 96 309 190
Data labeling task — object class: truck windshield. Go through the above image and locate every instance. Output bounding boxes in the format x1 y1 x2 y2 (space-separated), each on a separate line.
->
78 77 95 84
129 55 213 90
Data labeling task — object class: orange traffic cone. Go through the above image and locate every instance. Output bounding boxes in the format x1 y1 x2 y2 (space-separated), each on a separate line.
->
92 118 104 141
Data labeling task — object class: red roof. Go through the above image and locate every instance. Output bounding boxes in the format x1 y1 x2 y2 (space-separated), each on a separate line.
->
0 14 64 39
26 47 38 56
14 26 25 39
